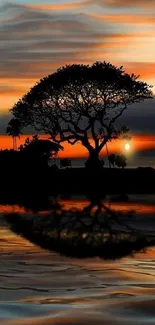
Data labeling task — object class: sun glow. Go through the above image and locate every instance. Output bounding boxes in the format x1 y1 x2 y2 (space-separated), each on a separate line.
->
125 143 130 151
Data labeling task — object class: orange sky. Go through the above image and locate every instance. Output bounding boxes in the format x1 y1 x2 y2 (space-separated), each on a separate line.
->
1 134 155 158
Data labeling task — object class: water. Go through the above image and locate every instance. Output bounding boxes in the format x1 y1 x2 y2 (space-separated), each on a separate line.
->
52 157 155 168
1 195 155 324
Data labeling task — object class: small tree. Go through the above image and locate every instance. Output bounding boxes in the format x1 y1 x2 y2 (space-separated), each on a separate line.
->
6 118 21 151
108 154 116 168
115 154 127 169
23 135 62 161
11 61 152 168
60 158 71 168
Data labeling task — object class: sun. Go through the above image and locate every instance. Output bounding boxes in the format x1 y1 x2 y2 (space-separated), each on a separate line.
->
125 143 130 151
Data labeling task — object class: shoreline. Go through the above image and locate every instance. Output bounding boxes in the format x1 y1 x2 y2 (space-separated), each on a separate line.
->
1 167 155 195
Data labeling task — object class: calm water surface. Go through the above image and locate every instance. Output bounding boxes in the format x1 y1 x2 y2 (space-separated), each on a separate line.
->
1 195 155 325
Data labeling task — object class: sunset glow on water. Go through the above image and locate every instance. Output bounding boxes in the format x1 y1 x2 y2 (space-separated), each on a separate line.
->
1 196 155 324
1 199 155 215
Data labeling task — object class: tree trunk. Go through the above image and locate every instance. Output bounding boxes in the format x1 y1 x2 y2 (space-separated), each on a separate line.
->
85 149 102 170
13 137 17 151
106 143 111 168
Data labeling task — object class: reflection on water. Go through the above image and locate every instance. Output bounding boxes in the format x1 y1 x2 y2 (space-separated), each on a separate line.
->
3 194 155 259
4 206 155 260
1 195 155 215
1 195 155 324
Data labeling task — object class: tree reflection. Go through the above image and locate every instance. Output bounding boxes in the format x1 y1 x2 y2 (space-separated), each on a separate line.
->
5 197 155 260
0 195 60 213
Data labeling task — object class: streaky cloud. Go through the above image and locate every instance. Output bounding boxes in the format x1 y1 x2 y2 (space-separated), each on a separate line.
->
96 0 155 8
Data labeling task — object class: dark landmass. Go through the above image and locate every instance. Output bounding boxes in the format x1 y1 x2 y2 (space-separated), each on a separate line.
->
53 167 155 195
1 161 155 195
1 136 155 195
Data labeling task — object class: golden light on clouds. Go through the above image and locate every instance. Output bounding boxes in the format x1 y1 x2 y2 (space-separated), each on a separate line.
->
25 1 91 11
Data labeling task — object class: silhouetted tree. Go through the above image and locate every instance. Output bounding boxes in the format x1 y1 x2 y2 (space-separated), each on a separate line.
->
60 158 71 168
115 154 127 168
24 137 31 148
6 118 21 151
11 61 152 168
108 153 116 168
22 135 63 161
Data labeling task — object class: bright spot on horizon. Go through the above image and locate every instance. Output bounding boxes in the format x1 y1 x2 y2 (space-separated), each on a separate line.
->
125 143 130 151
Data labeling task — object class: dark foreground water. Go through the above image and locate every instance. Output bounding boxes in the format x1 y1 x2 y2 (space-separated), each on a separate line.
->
1 195 155 324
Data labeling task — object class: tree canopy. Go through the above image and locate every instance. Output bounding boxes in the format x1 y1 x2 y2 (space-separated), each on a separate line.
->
11 61 152 167
115 154 127 168
21 135 62 156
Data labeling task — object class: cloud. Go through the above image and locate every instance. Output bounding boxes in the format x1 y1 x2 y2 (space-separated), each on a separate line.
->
0 3 153 81
89 12 155 25
96 0 155 9
118 97 155 134
23 0 91 11
0 2 108 83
